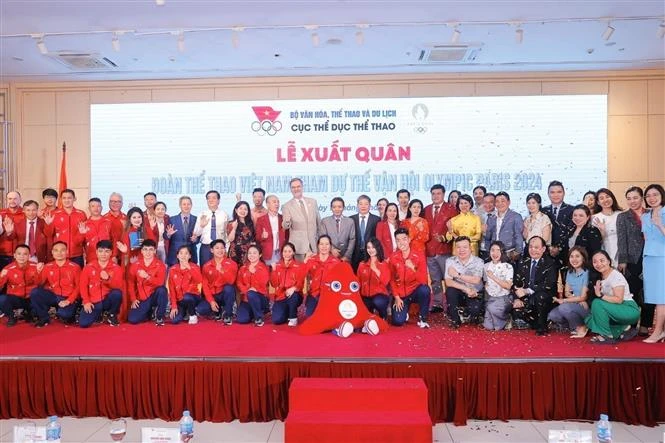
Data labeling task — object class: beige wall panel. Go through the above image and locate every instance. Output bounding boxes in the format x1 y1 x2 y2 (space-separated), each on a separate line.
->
541 81 608 95
475 82 541 96
647 79 665 115
56 91 91 125
343 84 409 98
607 116 648 182
69 187 90 208
151 88 215 102
278 85 344 99
22 92 56 125
647 114 665 182
56 125 90 189
608 81 648 116
214 87 279 101
20 125 57 189
90 89 152 104
608 181 652 207
20 188 48 205
408 82 475 97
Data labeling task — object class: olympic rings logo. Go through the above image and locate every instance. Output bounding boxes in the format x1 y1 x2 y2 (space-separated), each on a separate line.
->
251 119 283 136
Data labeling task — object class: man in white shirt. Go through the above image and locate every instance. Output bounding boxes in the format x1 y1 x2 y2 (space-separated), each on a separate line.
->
193 190 229 265
255 195 287 266
281 178 321 261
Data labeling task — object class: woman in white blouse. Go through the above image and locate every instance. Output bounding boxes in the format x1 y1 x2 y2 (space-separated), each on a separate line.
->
483 241 514 330
592 188 622 266
522 192 552 246
579 250 640 344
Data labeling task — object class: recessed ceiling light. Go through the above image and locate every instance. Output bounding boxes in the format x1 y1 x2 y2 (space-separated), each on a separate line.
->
326 38 343 45
12 56 24 61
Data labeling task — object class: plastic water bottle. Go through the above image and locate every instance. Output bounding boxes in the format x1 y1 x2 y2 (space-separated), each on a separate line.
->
46 416 62 441
596 413 612 443
179 410 194 442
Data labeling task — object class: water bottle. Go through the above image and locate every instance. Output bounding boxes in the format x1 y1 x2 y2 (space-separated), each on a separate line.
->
596 413 612 443
46 415 62 441
179 410 194 442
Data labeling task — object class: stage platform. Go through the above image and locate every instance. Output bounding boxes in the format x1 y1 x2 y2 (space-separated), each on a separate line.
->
1 316 664 426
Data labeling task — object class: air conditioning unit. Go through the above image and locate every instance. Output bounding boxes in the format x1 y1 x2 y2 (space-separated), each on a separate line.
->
47 52 118 70
418 44 482 63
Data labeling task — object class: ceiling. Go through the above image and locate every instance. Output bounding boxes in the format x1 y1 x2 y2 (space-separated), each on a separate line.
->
1 0 664 82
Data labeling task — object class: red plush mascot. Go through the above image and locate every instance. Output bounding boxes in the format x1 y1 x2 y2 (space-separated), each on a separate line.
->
298 262 388 337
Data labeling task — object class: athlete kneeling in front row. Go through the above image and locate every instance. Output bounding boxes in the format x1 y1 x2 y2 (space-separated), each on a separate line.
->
79 240 123 327
127 239 168 326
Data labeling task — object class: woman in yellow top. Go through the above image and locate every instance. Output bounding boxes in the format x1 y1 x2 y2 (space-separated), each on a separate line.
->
446 194 482 256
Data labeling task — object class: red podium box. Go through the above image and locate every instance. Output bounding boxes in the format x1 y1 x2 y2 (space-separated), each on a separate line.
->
285 377 432 443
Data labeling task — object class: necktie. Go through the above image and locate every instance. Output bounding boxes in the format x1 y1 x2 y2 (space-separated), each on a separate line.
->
298 199 307 218
28 221 36 256
553 206 559 221
360 215 366 244
433 205 440 219
183 216 189 242
335 218 340 234
210 212 217 241
529 259 538 287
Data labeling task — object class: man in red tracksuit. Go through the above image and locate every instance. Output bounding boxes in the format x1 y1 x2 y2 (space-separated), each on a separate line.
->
198 239 238 325
127 239 168 326
0 244 41 326
79 240 124 327
389 227 431 328
103 192 126 263
0 191 25 270
82 198 112 264
44 189 87 268
30 241 81 327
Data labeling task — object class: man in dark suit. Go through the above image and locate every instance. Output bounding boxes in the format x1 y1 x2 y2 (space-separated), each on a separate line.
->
255 195 288 266
542 180 574 263
165 196 198 266
512 236 558 336
350 195 380 271
4 200 48 263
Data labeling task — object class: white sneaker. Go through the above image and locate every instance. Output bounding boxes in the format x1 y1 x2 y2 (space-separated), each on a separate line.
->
405 313 409 323
188 315 198 325
288 318 298 327
361 318 380 336
417 320 430 329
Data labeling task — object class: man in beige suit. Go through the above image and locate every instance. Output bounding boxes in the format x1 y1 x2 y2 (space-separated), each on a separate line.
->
282 178 321 261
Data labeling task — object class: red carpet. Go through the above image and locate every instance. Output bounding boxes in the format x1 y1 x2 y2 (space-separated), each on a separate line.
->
1 315 662 360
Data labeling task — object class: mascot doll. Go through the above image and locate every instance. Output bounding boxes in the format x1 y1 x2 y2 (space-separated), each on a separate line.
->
298 262 388 338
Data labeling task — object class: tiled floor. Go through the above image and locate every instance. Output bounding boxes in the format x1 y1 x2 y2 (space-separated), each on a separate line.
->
0 417 663 442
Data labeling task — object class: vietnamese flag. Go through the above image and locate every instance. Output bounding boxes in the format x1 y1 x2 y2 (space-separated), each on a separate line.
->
252 106 281 122
57 142 67 208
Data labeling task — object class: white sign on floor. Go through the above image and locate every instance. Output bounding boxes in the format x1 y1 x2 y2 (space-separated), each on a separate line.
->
548 429 592 443
141 427 181 442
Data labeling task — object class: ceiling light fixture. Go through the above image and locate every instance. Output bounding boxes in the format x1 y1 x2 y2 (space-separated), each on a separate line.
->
602 23 615 40
155 0 165 5
355 24 368 45
231 27 244 49
32 34 48 54
176 30 185 52
513 23 524 44
658 22 665 39
451 27 461 43
111 32 121 52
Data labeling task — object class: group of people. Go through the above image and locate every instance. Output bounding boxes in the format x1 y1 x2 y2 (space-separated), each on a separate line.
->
0 178 663 345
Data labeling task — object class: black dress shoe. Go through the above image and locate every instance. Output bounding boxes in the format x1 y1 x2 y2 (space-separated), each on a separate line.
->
35 319 49 328
535 329 548 336
429 306 444 314
7 316 17 327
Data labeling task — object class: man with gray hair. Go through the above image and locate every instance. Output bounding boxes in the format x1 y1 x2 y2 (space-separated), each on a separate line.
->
255 194 288 266
282 178 320 261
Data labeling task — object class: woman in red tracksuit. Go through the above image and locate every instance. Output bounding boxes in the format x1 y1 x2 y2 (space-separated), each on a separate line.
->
236 244 270 326
168 245 203 324
269 242 305 326
115 207 158 320
303 235 340 318
356 237 391 320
